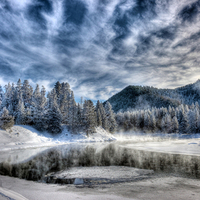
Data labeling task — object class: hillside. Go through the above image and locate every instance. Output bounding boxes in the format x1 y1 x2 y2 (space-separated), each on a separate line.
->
0 125 116 152
106 80 200 113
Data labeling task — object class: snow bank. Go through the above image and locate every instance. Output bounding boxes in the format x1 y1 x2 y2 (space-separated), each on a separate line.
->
0 187 28 200
0 125 116 151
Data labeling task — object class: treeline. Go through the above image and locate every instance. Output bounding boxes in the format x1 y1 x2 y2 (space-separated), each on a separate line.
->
116 103 200 134
0 79 117 134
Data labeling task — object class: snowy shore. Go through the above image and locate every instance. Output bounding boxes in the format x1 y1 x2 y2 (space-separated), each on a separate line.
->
1 172 200 200
1 126 200 199
0 125 117 152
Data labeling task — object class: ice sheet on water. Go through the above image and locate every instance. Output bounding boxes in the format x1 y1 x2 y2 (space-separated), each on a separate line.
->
47 166 154 181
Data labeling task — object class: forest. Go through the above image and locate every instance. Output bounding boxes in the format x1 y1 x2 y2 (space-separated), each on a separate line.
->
0 79 117 135
116 103 200 134
0 79 199 135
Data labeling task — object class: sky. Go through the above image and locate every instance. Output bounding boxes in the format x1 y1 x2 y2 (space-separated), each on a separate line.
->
0 0 200 101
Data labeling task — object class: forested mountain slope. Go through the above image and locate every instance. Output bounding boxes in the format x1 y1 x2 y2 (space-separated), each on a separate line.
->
106 80 200 113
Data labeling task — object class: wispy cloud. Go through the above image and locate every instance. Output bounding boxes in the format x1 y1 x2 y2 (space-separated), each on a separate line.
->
0 0 200 100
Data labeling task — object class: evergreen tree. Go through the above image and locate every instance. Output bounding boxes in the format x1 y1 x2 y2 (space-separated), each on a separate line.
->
68 91 77 133
0 85 4 107
105 102 117 133
0 107 14 130
54 81 62 107
16 79 22 92
144 111 151 131
1 83 12 110
165 114 172 133
96 100 103 127
76 103 83 133
46 104 62 134
24 107 34 125
171 116 179 133
32 84 41 107
22 80 33 107
179 112 189 134
97 109 102 127
149 114 156 132
40 86 47 108
96 101 108 130
15 93 26 125
48 88 58 109
188 108 199 133
33 108 47 131
83 100 97 135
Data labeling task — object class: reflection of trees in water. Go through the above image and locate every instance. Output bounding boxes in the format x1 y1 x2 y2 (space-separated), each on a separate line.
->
1 143 200 181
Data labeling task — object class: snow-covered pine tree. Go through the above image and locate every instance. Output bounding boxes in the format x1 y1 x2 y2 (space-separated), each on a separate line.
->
63 89 73 125
54 81 62 107
75 103 83 133
83 100 97 135
149 113 156 132
115 112 124 129
33 108 47 131
59 82 73 125
46 103 62 134
40 86 47 108
171 116 179 133
187 108 199 133
22 80 33 107
32 85 48 131
45 87 62 134
105 102 117 133
68 91 77 133
96 100 103 127
179 111 189 134
24 107 34 125
16 79 22 92
130 112 136 129
165 114 172 133
11 79 23 118
123 111 130 131
1 83 12 110
97 109 102 127
15 93 26 125
0 85 4 108
95 101 108 131
32 84 41 107
48 88 58 109
59 92 67 120
0 107 14 130
144 111 151 131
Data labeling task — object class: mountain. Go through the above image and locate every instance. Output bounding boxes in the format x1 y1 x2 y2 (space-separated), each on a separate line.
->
105 80 200 113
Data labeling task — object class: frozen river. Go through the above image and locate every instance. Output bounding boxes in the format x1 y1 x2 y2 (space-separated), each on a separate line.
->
1 136 200 179
120 140 200 155
1 136 200 199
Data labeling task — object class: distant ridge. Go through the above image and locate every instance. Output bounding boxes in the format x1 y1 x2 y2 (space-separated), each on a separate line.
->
105 80 200 113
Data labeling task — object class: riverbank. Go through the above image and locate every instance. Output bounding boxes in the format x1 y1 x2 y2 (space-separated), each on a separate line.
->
1 172 200 200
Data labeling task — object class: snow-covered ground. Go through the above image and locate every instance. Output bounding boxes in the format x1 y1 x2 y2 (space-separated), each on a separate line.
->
114 132 200 156
0 125 116 152
120 140 200 156
1 125 200 156
1 172 200 200
1 127 200 199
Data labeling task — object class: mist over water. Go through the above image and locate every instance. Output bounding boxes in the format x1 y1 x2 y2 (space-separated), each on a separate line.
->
1 134 200 182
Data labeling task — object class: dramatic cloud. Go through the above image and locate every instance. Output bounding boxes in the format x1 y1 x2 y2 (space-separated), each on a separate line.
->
0 0 200 100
